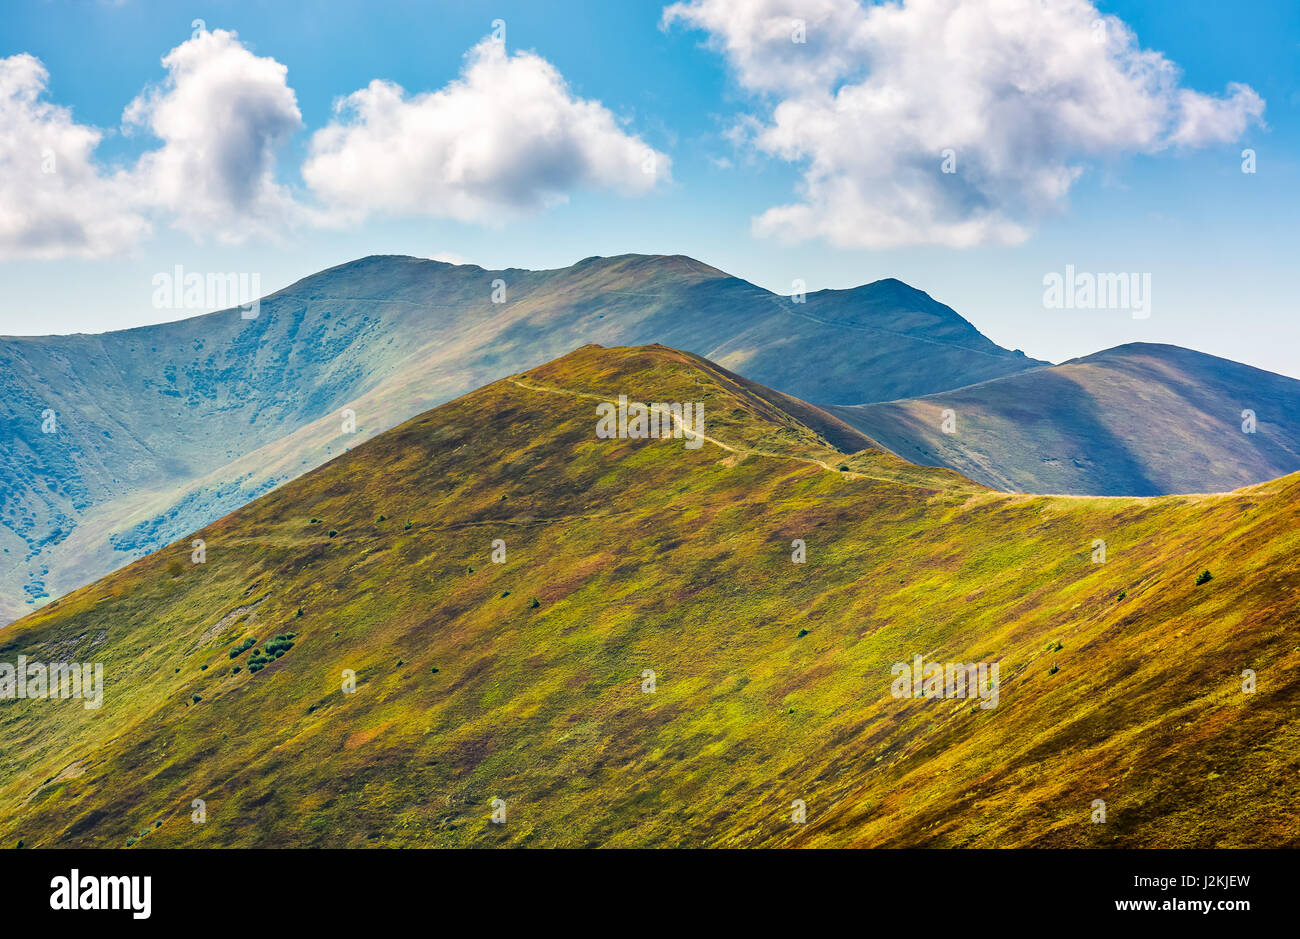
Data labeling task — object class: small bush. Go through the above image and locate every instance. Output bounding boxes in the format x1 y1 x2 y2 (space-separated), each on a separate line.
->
199 664 208 671
310 518 321 524
529 597 540 609
404 521 413 530
232 666 242 674
797 628 809 638
263 633 297 657
229 636 256 658
1195 569 1213 586
1117 590 1127 601
838 465 850 472
431 666 440 674
191 693 202 704
378 514 387 522
1048 664 1059 675
328 529 338 538
501 590 510 598
295 607 303 618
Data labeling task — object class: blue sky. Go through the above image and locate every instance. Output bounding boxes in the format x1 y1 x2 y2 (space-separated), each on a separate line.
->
1 0 1297 378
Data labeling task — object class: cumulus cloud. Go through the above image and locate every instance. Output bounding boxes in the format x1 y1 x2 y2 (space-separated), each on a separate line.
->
2 30 669 259
302 37 670 223
665 0 1265 249
124 28 304 241
0 54 149 259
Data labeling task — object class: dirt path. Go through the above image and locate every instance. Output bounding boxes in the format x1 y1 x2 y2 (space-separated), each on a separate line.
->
509 376 884 481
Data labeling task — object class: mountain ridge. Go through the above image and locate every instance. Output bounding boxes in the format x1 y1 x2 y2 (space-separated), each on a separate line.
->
2 343 1295 848
0 254 1039 621
829 342 1300 496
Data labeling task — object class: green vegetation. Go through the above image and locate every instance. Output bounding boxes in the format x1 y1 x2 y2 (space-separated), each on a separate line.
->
1 344 1296 850
229 637 256 658
1196 569 1214 585
264 634 297 657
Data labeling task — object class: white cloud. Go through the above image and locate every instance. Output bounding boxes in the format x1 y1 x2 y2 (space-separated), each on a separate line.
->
124 28 304 241
0 54 149 259
303 37 670 223
665 0 1265 249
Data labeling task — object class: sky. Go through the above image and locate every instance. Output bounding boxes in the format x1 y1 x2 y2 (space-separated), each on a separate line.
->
1 0 1297 377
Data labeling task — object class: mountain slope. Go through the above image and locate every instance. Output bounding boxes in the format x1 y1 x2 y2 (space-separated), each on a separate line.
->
0 255 1040 621
1 344 1296 849
827 343 1300 496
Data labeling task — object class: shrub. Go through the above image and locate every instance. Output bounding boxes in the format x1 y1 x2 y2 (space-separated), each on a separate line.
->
404 521 413 530
328 529 338 538
1195 569 1213 586
501 590 510 597
263 634 297 657
1117 590 1127 601
229 636 256 658
191 693 202 704
530 597 540 609
431 666 440 674
838 465 850 472
232 666 242 674
797 628 809 638
199 664 208 671
295 607 303 617
378 514 388 522
1048 664 1059 675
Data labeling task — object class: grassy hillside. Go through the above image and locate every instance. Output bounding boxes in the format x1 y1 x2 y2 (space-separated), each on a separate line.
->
829 343 1300 496
1 255 1040 621
1 344 1296 848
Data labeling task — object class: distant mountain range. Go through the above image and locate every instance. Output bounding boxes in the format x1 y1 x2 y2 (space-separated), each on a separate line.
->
4 253 1300 622
3 344 1295 847
829 343 1300 496
0 254 1040 621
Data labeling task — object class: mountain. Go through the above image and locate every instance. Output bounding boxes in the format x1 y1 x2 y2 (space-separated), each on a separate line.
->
0 254 1040 622
1 344 1296 848
827 343 1300 496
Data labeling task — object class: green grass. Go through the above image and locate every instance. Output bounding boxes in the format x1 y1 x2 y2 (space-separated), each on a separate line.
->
0 344 1297 849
